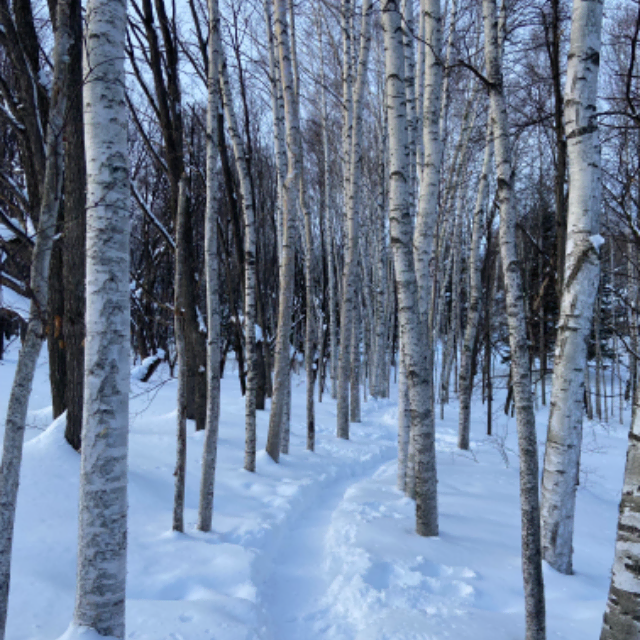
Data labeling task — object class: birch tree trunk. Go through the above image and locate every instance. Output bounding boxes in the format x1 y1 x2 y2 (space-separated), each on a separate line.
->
303 207 316 448
404 0 442 512
439 198 463 415
217 37 258 473
403 0 417 215
600 382 640 639
74 0 129 634
335 0 355 432
264 0 287 260
173 178 189 533
383 0 438 537
415 0 443 321
296 37 316 453
0 2 73 635
317 13 338 403
372 108 389 399
337 0 374 440
335 0 354 412
397 346 411 492
350 301 361 423
197 0 222 533
540 0 603 577
265 0 300 463
483 0 546 637
458 120 492 450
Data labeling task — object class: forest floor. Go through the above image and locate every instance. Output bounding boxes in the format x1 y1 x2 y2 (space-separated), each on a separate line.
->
0 342 628 639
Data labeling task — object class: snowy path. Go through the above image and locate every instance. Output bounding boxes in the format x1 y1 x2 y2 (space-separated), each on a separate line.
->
259 463 387 640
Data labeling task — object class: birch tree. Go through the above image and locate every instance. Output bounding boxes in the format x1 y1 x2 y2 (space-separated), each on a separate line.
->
216 30 258 472
197 0 222 533
73 0 130 635
415 0 443 322
265 0 300 462
383 0 438 537
0 1 73 635
483 0 546 637
317 8 338 404
402 0 443 491
173 178 189 533
600 383 640 639
458 120 492 449
337 0 375 440
540 0 604 576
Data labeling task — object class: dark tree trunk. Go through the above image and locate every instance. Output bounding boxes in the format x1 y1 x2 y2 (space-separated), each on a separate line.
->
182 190 206 431
256 341 266 410
47 233 66 420
62 0 85 451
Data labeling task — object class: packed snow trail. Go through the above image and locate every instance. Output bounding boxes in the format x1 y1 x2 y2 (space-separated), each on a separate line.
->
259 462 390 640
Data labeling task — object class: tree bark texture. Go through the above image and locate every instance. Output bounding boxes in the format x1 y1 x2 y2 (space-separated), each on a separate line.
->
540 0 603 577
172 178 189 533
336 0 373 440
48 231 67 420
600 384 640 640
62 0 86 452
265 0 300 463
383 0 438 537
458 120 492 450
197 0 222 533
74 0 129 635
217 36 258 473
484 0 546 637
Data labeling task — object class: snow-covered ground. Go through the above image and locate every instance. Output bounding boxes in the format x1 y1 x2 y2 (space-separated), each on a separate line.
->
0 345 627 639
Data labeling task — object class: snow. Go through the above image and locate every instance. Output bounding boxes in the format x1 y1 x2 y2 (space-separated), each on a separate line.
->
0 344 629 639
590 234 606 252
0 283 30 320
130 352 164 381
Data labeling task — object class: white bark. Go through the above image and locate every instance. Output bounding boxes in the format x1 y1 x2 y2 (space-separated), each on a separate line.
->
415 0 426 170
74 0 129 635
350 302 362 423
397 346 411 492
0 2 73 636
197 0 222 533
173 179 189 533
540 0 604 576
403 0 417 214
439 197 463 414
483 0 545 637
216 35 258 473
458 119 491 450
264 0 287 264
415 0 443 320
600 384 640 640
383 0 438 537
280 370 291 454
439 0 458 150
371 101 389 399
404 0 442 517
336 0 374 440
265 0 300 463
412 0 442 481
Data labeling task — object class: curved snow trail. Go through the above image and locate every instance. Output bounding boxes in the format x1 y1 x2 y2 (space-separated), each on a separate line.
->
259 464 389 640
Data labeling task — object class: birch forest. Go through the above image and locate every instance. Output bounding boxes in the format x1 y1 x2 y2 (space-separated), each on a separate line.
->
0 0 639 638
